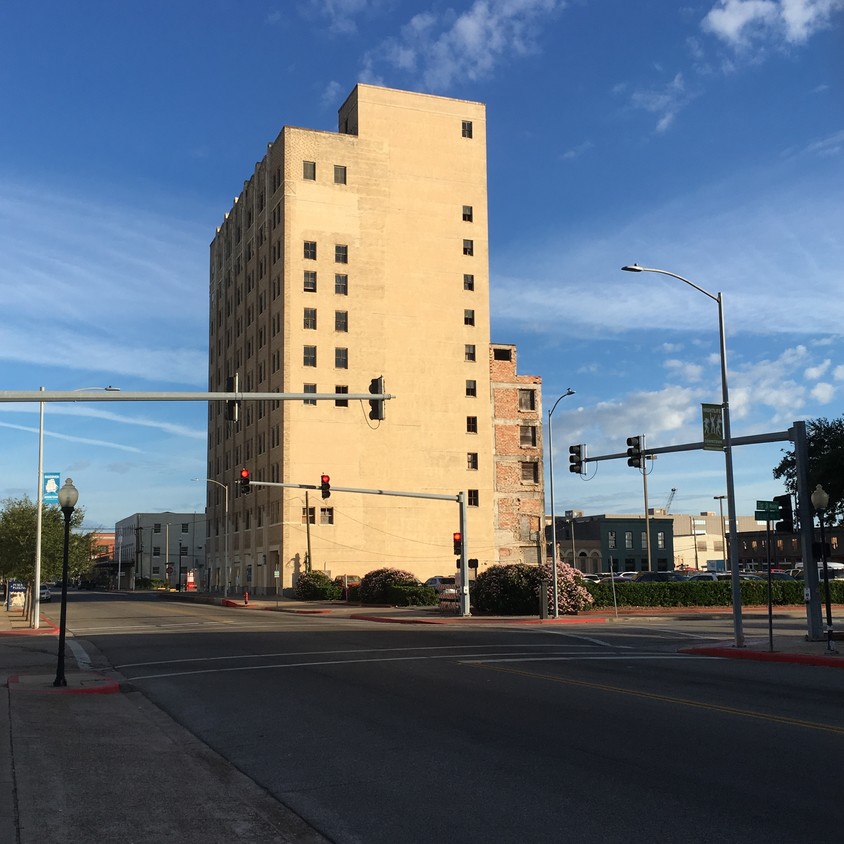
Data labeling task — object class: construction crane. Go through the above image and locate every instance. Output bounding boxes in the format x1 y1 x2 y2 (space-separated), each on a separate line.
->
664 488 677 514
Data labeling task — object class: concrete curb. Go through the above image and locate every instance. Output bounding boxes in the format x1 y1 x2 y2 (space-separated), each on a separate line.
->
679 646 844 668
8 672 122 694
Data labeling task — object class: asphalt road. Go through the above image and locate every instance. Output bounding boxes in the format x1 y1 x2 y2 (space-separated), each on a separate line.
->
64 592 844 844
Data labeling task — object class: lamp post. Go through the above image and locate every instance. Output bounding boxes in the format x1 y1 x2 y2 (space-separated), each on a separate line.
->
714 495 728 572
622 264 743 647
194 478 230 597
810 485 838 655
33 385 118 628
54 478 78 687
547 388 576 619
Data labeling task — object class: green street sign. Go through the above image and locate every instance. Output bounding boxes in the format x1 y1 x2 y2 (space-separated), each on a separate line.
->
756 500 780 512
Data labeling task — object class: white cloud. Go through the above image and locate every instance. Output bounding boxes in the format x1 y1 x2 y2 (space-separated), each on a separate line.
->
810 382 836 402
618 72 699 133
664 359 705 382
833 365 844 380
805 359 830 379
805 129 844 158
702 0 844 48
361 0 564 91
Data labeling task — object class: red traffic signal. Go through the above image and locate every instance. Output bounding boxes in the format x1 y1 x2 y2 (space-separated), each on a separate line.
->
320 474 331 499
239 468 251 494
453 532 462 556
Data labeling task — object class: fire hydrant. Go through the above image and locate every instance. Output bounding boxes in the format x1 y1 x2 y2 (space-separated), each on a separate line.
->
243 590 249 605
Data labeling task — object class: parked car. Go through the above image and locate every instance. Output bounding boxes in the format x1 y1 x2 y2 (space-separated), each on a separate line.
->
578 573 602 584
632 571 688 582
39 585 52 602
425 576 458 597
333 575 361 598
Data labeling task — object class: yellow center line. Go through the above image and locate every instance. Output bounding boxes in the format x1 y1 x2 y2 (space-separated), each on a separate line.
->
470 663 844 736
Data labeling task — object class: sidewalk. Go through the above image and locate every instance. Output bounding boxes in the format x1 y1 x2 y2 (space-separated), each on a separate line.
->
1 595 841 844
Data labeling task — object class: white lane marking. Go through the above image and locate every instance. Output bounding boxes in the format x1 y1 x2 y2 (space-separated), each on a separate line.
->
126 650 612 681
538 630 633 648
462 655 715 664
67 638 92 669
117 642 589 669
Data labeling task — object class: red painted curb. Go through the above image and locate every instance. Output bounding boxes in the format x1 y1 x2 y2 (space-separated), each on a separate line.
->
348 614 610 625
680 646 844 668
7 674 122 694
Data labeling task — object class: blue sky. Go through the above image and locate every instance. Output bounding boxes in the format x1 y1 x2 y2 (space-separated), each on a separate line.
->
1 0 842 531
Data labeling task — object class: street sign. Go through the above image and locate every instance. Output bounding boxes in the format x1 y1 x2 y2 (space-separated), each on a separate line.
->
274 570 280 578
702 404 724 450
755 500 781 521
43 472 60 503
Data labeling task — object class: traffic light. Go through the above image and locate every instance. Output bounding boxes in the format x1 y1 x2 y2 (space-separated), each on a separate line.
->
320 474 331 499
368 376 385 421
453 532 463 556
774 493 793 532
569 444 586 474
239 468 251 494
627 435 643 469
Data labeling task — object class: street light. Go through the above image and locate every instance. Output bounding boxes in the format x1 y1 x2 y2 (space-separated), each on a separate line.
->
547 387 576 619
714 495 728 572
622 264 744 647
33 385 119 628
194 478 229 598
810 485 838 655
54 478 78 687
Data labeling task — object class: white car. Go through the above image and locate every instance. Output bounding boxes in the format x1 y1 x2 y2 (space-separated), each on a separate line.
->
39 585 52 602
425 576 458 597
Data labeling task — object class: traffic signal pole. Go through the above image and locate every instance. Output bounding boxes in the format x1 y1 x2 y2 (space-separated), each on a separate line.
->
254 481 471 616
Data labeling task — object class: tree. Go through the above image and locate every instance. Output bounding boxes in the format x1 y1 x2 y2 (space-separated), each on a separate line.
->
0 496 93 584
773 417 844 525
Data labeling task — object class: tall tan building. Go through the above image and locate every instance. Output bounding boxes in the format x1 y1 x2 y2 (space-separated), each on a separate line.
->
205 84 541 594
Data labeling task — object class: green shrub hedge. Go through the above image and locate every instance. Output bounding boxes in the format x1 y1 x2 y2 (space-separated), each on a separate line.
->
295 570 341 600
587 579 844 608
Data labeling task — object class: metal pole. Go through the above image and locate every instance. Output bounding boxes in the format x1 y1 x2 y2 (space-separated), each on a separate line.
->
714 495 727 572
817 510 837 654
458 492 470 617
33 387 45 629
717 292 744 647
642 456 653 571
224 484 229 598
305 490 312 573
797 423 823 639
53 507 72 686
547 389 574 620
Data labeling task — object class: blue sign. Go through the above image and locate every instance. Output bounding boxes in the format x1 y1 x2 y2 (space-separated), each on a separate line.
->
43 473 61 503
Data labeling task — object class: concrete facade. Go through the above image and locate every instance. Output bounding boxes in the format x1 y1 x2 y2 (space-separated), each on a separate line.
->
206 84 538 594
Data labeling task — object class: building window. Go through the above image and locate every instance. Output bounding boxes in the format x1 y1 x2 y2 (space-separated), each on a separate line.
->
464 309 475 326
521 462 539 483
153 546 161 557
468 489 479 506
335 347 348 369
641 532 647 549
320 507 334 525
518 389 535 410
304 346 317 367
465 380 477 397
304 241 317 260
302 507 315 525
303 384 317 405
465 344 476 362
462 120 473 138
303 161 316 180
462 239 474 256
462 205 473 222
334 165 347 185
335 244 348 263
625 531 633 549
335 274 348 295
335 310 348 332
463 274 475 291
466 416 478 433
467 452 478 470
335 385 348 407
304 271 317 292
153 523 161 534
494 348 512 361
304 308 317 329
181 523 189 533
520 425 537 448
608 531 617 549
657 531 666 550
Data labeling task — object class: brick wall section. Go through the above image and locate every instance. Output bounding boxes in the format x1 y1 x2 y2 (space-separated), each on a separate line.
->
490 345 544 565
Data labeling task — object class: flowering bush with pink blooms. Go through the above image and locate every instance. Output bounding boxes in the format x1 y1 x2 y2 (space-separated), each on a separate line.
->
473 562 593 616
359 567 437 606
